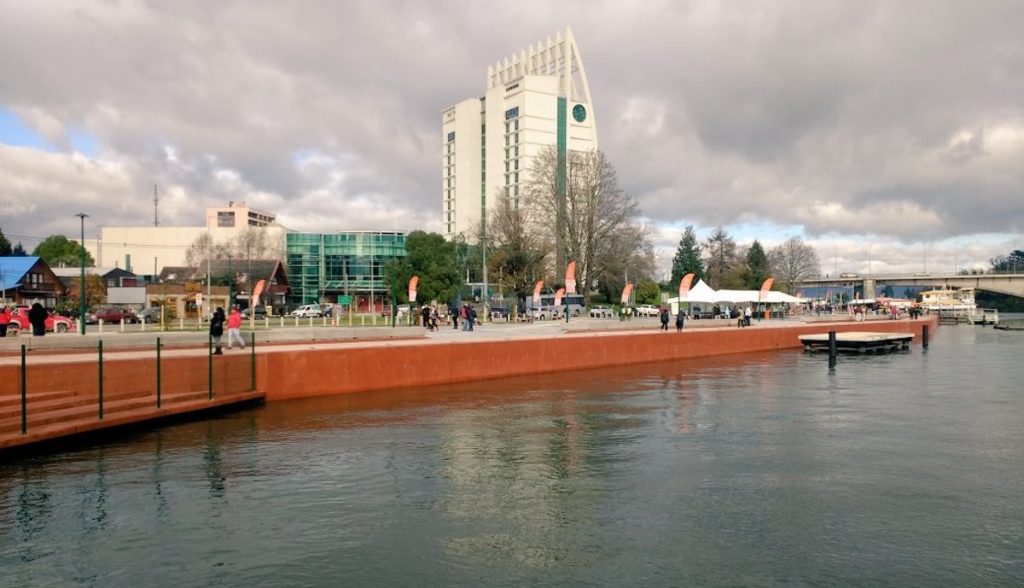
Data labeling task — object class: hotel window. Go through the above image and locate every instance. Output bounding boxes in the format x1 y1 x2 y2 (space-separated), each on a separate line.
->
514 146 519 157
515 132 519 143
505 135 509 147
505 161 510 172
514 120 519 131
504 106 519 120
505 122 510 134
514 159 519 170
515 172 519 183
447 131 455 142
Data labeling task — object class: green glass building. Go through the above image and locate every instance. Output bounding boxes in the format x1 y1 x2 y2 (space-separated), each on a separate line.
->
286 231 407 311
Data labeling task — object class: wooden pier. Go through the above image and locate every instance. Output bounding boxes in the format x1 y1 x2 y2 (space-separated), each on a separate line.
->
800 332 914 354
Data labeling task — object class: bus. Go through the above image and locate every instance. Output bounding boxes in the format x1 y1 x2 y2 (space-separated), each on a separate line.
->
534 294 585 317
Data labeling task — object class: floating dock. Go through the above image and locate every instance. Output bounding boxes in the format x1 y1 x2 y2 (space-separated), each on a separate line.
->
800 332 914 353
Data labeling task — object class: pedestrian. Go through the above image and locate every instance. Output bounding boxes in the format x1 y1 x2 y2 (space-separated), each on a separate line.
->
226 306 245 350
467 305 477 331
28 302 47 337
421 305 432 331
659 307 669 331
210 306 226 355
744 306 752 327
460 304 469 331
676 310 685 332
0 305 9 338
450 302 459 330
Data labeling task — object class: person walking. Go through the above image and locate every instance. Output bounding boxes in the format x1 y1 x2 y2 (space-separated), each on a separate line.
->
28 302 47 337
675 310 685 332
421 305 432 331
659 307 670 331
450 302 459 330
210 306 226 355
744 306 752 327
460 304 469 331
226 306 245 350
0 305 9 338
467 305 477 331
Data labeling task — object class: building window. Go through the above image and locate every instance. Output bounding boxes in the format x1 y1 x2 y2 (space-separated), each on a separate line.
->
505 161 510 172
505 83 519 92
217 211 235 227
514 159 519 170
447 131 455 142
515 172 519 183
515 132 519 143
505 122 510 134
514 146 519 157
504 106 519 120
514 120 519 131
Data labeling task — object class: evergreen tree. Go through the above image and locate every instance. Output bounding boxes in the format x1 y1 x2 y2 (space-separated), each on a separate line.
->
0 227 11 256
12 242 27 256
670 226 705 286
703 226 739 289
741 240 771 289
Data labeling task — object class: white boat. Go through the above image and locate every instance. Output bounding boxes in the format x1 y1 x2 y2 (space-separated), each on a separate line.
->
918 287 976 312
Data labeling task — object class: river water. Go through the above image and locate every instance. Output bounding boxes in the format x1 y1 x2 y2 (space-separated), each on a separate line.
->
2 322 1023 586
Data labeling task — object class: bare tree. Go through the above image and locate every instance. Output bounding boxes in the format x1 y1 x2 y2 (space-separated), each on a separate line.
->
769 237 822 294
485 191 547 305
523 146 650 302
184 233 229 268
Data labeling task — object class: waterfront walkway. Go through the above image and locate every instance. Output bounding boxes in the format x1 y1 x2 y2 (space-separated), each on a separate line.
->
0 315 935 453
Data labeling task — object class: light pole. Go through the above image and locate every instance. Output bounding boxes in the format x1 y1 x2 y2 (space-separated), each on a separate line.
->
75 213 89 335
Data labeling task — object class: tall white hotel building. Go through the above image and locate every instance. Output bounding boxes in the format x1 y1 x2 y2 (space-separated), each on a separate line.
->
442 27 598 240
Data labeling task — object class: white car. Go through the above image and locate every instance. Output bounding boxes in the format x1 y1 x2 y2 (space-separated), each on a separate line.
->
291 304 323 318
589 305 614 318
635 304 660 317
530 306 561 320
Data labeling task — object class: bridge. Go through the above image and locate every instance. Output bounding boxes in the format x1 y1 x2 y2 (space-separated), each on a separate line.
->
799 272 1024 299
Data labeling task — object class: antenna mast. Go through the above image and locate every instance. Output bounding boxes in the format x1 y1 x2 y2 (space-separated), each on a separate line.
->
153 184 159 227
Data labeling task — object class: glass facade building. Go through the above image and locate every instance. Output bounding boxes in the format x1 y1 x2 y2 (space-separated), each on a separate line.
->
286 231 407 311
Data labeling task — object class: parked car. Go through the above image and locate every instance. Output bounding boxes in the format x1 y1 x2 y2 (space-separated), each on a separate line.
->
291 304 323 318
136 307 163 323
7 306 75 334
589 305 614 318
241 306 267 319
530 305 561 320
92 306 139 324
490 307 510 321
635 304 660 317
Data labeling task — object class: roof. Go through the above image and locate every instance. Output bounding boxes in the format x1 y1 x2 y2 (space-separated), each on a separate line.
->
158 266 196 282
51 266 135 278
0 256 41 288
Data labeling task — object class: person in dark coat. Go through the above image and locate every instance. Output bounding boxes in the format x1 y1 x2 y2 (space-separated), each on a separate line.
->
659 307 670 331
209 306 225 354
675 311 685 332
28 302 48 337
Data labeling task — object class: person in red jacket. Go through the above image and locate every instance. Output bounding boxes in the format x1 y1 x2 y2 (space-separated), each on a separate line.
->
0 305 9 338
226 306 245 350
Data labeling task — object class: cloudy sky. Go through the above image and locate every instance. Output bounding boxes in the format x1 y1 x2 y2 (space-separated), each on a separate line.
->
1 0 1022 277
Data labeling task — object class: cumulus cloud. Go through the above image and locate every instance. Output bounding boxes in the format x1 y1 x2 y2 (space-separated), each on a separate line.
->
0 0 1021 273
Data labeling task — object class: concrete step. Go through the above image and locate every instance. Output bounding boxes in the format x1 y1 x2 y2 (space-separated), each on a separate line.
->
0 389 212 435
0 389 76 409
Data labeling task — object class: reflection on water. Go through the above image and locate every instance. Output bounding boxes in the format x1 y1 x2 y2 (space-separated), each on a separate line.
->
2 326 1024 586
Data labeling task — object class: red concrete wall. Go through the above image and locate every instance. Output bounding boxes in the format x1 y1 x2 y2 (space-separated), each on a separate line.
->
256 317 938 401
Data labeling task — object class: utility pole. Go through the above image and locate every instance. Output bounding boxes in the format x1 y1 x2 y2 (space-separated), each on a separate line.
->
76 213 89 335
153 184 159 227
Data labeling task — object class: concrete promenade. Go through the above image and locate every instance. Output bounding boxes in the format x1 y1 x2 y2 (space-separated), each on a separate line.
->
0 315 938 453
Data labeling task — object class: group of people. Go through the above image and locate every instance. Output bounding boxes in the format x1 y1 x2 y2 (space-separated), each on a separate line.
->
421 305 441 331
452 303 477 331
658 307 687 332
208 306 246 354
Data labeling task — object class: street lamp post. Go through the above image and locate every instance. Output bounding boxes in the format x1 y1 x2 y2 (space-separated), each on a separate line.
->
75 213 89 335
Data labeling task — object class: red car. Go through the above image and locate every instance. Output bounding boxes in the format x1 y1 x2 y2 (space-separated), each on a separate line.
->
7 306 75 334
87 306 139 324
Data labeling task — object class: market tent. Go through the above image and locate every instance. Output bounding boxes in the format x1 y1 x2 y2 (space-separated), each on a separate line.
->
714 289 758 304
762 291 804 304
677 279 718 304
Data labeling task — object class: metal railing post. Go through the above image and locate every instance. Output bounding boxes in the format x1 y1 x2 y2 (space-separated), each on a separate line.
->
250 332 256 391
156 337 162 409
208 335 214 400
98 340 104 420
20 344 27 435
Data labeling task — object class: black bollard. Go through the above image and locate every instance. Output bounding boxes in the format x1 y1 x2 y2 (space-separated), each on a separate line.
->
922 325 929 349
828 331 837 369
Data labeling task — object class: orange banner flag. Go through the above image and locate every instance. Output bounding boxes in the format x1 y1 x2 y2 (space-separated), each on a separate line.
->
565 261 577 294
759 277 774 301
532 280 544 307
620 282 634 305
252 279 266 306
408 276 419 303
678 273 694 299
554 287 565 306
